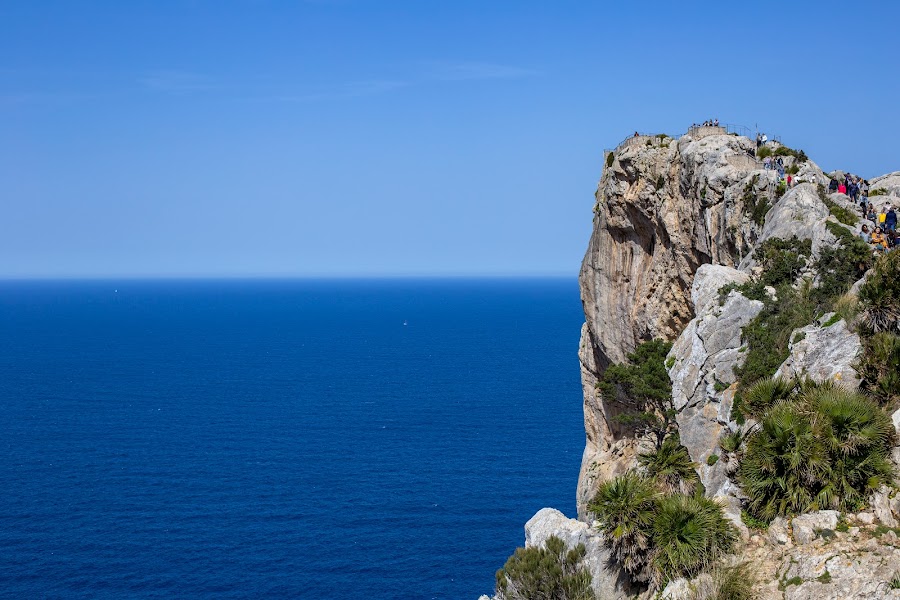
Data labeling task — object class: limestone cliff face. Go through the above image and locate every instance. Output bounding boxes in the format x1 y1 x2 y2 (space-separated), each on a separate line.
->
487 129 900 600
577 129 792 515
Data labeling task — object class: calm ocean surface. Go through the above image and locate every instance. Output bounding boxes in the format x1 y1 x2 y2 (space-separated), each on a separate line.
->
0 279 586 599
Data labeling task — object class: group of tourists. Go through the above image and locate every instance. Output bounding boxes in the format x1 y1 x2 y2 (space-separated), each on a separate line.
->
835 174 900 251
829 174 869 205
691 118 719 128
755 132 769 148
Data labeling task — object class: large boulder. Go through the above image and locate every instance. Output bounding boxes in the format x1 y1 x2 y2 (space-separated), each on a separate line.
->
774 314 862 387
524 508 634 600
738 183 831 271
791 510 840 545
668 265 762 502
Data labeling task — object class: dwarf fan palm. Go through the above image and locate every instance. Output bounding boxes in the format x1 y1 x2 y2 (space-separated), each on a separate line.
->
638 435 700 494
650 493 737 586
741 377 794 418
738 401 831 520
588 472 657 582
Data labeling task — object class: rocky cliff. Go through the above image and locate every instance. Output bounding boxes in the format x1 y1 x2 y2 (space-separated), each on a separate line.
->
490 126 900 600
577 128 827 516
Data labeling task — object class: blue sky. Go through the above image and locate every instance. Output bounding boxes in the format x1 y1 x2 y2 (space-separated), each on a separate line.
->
2 1 898 278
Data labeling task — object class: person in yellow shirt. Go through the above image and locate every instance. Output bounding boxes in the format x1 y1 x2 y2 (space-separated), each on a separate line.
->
871 226 889 251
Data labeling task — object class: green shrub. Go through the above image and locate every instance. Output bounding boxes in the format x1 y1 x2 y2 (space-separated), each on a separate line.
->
707 454 719 466
738 382 895 520
822 313 841 327
638 435 700 494
689 562 759 600
740 510 770 530
650 494 737 585
741 175 769 226
741 377 794 418
733 280 815 394
774 145 808 162
495 536 596 600
775 181 787 197
717 282 740 306
870 188 887 197
814 222 873 302
591 472 736 587
828 204 859 226
856 332 900 407
656 175 665 190
598 340 675 449
757 146 773 159
786 164 799 175
818 185 860 226
858 250 900 334
890 571 900 589
732 232 868 397
817 570 832 583
589 471 657 582
606 152 614 168
719 430 743 453
753 237 812 289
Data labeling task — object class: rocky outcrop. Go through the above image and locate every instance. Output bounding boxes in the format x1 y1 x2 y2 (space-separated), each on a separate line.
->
774 314 862 387
578 131 773 515
737 183 832 271
667 264 761 505
522 508 634 600
872 171 900 198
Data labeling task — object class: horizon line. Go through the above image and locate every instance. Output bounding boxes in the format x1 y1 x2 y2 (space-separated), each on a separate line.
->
0 273 578 282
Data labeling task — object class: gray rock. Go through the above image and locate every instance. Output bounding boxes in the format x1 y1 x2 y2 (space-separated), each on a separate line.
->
791 510 840 544
738 184 830 271
769 517 792 546
856 512 875 525
774 317 861 387
524 508 634 599
870 487 898 527
669 265 762 500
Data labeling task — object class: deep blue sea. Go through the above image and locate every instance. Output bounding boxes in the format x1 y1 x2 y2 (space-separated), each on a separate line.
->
0 279 586 599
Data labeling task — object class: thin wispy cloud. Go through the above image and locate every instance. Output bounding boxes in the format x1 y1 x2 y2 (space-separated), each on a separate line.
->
138 70 216 94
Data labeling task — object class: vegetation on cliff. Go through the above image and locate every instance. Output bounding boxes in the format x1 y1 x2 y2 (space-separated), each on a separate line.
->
857 250 900 407
495 536 595 600
589 471 736 587
737 380 895 520
596 340 674 450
